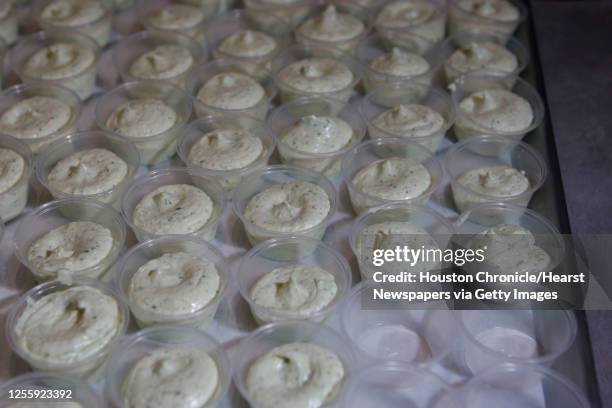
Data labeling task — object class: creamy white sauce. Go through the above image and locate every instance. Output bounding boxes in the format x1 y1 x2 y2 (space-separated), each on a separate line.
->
122 347 219 408
14 285 121 364
23 42 96 80
277 58 354 93
372 104 446 138
40 0 106 27
197 72 266 111
243 181 331 233
0 148 25 194
446 42 518 76
132 184 214 235
146 4 204 31
250 265 338 319
280 115 353 154
376 1 440 29
27 221 115 279
106 99 178 139
456 0 520 22
218 30 278 59
352 157 431 201
469 224 551 273
369 47 430 77
0 96 73 141
129 45 194 80
456 89 534 134
47 148 129 196
246 342 345 408
129 252 220 316
0 1 16 45
188 129 264 171
458 165 529 197
297 5 365 43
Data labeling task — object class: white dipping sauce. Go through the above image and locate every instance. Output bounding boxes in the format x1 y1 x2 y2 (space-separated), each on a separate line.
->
197 72 266 110
188 129 265 171
129 45 194 80
277 58 354 93
372 104 445 138
280 115 353 154
297 5 365 43
0 148 25 194
218 30 278 58
369 47 430 77
106 99 178 138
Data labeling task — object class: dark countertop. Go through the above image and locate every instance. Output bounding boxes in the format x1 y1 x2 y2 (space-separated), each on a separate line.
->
532 1 612 405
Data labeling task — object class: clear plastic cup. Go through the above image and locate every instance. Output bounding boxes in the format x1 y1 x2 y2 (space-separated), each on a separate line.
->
11 30 101 100
14 197 126 281
233 320 356 408
121 167 225 242
232 165 337 246
445 135 547 213
455 364 590 408
452 75 545 141
360 81 456 152
6 278 129 381
112 30 205 86
140 0 210 41
271 44 363 104
341 138 443 214
439 32 529 86
185 58 277 120
105 325 231 408
458 309 577 374
344 362 451 408
172 0 221 18
356 33 441 94
0 372 104 407
295 1 372 53
94 80 192 165
113 236 228 329
33 0 114 46
268 96 367 177
206 8 292 67
35 131 140 206
0 1 17 45
0 82 81 154
0 136 32 223
340 281 458 367
448 0 528 42
349 202 455 281
375 0 447 54
177 113 275 194
238 235 352 325
243 0 317 28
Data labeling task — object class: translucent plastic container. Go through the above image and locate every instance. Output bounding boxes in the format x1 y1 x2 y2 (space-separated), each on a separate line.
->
185 58 277 120
105 325 231 408
238 236 352 325
206 8 292 67
0 372 104 407
453 364 590 408
344 362 451 408
141 0 210 41
232 165 337 246
177 113 275 194
268 96 367 177
0 136 31 222
360 81 456 152
0 37 6 88
341 282 458 367
356 33 441 93
114 236 228 329
445 135 547 212
94 80 192 165
458 309 577 374
439 32 529 86
11 30 101 100
341 138 443 214
34 0 113 46
121 167 225 242
271 44 362 104
375 0 447 54
295 1 372 53
448 0 528 42
233 321 356 408
6 278 129 381
0 1 17 45
243 0 317 28
35 131 140 206
0 82 81 154
112 30 205 86
14 197 126 281
349 202 455 280
452 75 545 141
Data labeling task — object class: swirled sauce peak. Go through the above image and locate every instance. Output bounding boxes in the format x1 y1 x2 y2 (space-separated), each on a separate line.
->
372 104 445 137
369 47 430 77
218 30 278 58
280 115 353 153
298 5 365 42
